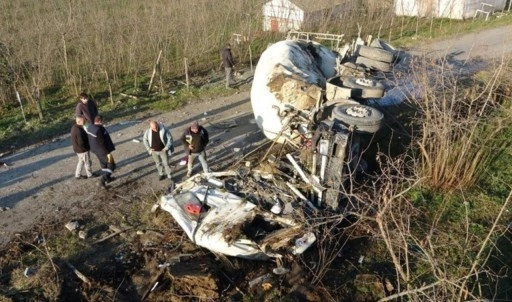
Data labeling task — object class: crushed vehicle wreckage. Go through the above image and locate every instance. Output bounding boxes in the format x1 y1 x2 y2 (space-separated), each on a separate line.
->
158 32 400 260
160 172 316 260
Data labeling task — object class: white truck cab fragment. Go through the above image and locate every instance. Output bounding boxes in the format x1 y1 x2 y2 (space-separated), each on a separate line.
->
159 176 316 260
250 40 338 143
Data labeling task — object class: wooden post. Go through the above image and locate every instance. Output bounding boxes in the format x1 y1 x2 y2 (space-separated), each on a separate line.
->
62 33 69 77
159 69 164 94
147 50 163 95
249 45 253 72
104 70 114 106
32 83 44 120
15 89 27 124
388 16 394 42
184 57 189 89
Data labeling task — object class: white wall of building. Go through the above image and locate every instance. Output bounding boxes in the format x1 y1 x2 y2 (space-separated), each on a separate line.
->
262 0 304 32
394 0 507 19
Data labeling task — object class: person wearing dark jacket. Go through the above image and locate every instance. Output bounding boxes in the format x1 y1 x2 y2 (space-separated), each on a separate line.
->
181 121 210 177
71 116 94 179
221 43 235 88
86 115 116 188
75 92 98 125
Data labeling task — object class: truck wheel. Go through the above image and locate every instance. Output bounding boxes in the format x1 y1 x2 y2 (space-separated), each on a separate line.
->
358 45 394 63
332 104 383 133
370 39 398 54
356 56 392 72
342 77 385 99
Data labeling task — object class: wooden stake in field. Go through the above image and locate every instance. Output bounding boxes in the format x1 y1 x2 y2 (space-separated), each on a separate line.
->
147 50 163 95
184 57 189 89
249 45 253 72
15 90 27 124
104 69 114 106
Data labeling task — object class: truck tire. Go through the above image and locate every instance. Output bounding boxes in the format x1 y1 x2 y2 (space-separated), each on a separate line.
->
342 77 385 99
356 56 392 72
370 39 398 54
332 104 383 133
358 45 394 63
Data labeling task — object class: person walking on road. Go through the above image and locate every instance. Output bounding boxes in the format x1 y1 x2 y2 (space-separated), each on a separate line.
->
181 121 210 177
75 92 99 125
143 120 174 181
221 43 235 88
86 115 116 188
71 116 95 180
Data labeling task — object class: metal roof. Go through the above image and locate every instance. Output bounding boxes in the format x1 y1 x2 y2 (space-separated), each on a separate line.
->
291 0 344 12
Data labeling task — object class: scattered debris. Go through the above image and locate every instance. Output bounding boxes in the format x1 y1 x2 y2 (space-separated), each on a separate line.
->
150 203 160 213
78 230 87 240
34 234 45 244
132 139 141 143
115 194 132 202
120 93 138 99
272 267 290 275
179 157 188 166
63 260 91 286
65 221 79 232
211 119 238 129
385 278 395 292
23 267 35 277
248 273 272 288
93 226 134 244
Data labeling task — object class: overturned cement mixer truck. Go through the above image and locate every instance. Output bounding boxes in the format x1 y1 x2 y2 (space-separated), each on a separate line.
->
250 37 395 210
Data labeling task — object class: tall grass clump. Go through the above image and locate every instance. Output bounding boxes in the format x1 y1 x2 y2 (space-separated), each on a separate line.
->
408 56 512 191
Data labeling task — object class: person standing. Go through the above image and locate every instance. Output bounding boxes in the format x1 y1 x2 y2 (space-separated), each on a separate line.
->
71 116 94 179
143 120 174 181
75 92 98 125
86 115 116 188
221 43 235 88
181 121 210 177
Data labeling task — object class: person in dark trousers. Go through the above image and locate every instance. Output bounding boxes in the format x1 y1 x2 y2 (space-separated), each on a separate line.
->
143 120 174 181
86 115 116 188
181 121 210 177
70 116 95 179
75 92 98 125
221 43 235 88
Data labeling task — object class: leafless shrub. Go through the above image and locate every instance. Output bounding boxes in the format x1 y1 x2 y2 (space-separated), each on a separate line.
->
365 151 512 301
403 55 512 191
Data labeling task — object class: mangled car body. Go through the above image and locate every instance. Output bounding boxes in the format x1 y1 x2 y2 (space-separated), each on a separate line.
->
160 173 316 260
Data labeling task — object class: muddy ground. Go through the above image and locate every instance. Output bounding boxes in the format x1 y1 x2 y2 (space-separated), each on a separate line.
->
1 24 512 301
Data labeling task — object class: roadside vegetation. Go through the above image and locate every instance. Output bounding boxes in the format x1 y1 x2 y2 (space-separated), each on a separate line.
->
1 0 512 301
